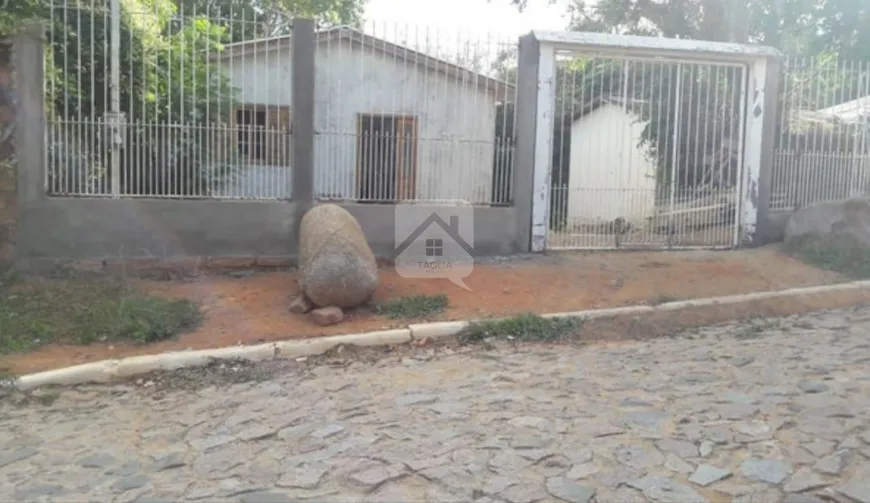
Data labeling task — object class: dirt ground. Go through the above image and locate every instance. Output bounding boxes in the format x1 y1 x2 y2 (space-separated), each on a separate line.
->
0 246 858 375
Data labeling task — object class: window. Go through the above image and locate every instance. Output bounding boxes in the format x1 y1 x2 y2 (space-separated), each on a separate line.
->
425 238 443 257
233 105 291 165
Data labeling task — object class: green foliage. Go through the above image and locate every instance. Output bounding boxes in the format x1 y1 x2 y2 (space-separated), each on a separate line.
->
0 270 202 354
458 313 581 344
375 294 448 320
783 233 870 279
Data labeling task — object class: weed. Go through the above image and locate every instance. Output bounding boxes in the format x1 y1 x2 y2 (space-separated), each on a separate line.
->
783 234 870 278
458 313 581 344
649 294 681 306
0 269 202 354
375 294 448 320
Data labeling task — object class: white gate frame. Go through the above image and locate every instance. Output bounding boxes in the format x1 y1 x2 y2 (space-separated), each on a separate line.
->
525 32 782 252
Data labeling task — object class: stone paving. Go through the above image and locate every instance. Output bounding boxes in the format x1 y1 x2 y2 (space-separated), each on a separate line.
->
3 307 870 503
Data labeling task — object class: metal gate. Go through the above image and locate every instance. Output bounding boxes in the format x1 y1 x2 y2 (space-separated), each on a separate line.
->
545 53 748 250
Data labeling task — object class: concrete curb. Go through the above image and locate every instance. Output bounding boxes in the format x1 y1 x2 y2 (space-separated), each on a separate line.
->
6 280 870 391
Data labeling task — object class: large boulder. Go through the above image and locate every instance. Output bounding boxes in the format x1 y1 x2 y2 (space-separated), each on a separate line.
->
297 204 378 309
784 196 870 246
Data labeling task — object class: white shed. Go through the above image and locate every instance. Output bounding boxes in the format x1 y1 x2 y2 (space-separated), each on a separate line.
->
566 97 657 227
211 27 513 203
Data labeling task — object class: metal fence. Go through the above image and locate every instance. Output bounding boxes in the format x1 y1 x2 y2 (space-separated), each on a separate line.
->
771 56 870 210
312 22 516 205
42 0 517 205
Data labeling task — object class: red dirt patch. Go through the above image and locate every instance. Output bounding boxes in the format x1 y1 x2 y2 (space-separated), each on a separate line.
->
0 246 853 375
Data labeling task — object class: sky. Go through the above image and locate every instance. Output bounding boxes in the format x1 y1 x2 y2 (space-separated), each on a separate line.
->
364 0 571 37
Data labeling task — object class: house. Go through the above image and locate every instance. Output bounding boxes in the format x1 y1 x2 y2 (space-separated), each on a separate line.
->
815 95 870 124
564 96 657 227
394 213 474 262
211 27 514 203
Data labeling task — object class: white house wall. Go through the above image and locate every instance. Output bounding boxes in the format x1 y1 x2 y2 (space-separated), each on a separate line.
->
216 41 499 203
567 104 657 224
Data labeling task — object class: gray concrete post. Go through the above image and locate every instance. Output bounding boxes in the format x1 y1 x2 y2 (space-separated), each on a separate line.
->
14 23 46 208
291 18 316 208
511 34 540 253
753 55 782 246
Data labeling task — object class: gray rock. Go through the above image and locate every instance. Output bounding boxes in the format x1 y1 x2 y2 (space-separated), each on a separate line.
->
112 474 152 493
298 204 378 309
663 453 694 474
566 463 597 479
276 464 328 489
798 380 829 394
617 411 668 429
783 468 830 493
239 491 295 503
310 424 345 439
0 447 38 468
784 196 870 248
545 477 596 503
784 494 826 503
12 484 66 500
732 356 755 367
627 476 709 503
802 440 835 457
396 393 439 406
655 439 698 458
740 458 792 484
79 453 118 469
500 484 550 503
151 452 186 471
689 464 732 486
614 445 665 469
699 440 715 457
838 480 870 503
347 465 404 492
813 453 844 475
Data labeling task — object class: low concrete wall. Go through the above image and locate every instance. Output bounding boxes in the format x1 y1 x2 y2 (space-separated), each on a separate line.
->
16 199 521 262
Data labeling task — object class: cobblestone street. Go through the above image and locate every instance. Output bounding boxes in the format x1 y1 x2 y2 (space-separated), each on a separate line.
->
2 307 870 503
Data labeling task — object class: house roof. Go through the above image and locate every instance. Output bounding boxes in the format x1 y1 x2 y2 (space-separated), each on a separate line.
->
815 96 870 123
569 96 649 123
212 26 515 100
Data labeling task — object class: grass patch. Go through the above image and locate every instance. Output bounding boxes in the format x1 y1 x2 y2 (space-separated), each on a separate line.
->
375 294 448 319
783 234 870 278
457 313 581 344
649 294 681 306
0 268 202 355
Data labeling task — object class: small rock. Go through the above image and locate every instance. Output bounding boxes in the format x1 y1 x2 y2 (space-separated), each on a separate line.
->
79 453 118 469
347 465 404 492
309 306 344 326
783 468 830 493
699 440 715 457
784 494 826 503
689 465 732 487
837 479 870 503
739 458 791 484
566 464 597 479
289 295 313 314
732 356 755 367
151 452 186 471
545 477 596 503
663 454 694 474
396 393 438 406
112 474 151 493
655 439 698 458
0 447 38 468
239 491 294 503
276 465 328 489
310 424 345 439
614 445 665 469
814 454 844 475
797 380 829 394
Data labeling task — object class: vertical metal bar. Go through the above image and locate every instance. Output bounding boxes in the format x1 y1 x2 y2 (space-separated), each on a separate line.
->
668 63 683 246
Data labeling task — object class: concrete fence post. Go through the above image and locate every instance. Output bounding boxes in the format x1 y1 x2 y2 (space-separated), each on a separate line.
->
512 34 541 253
291 18 316 240
753 55 782 246
13 23 45 209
